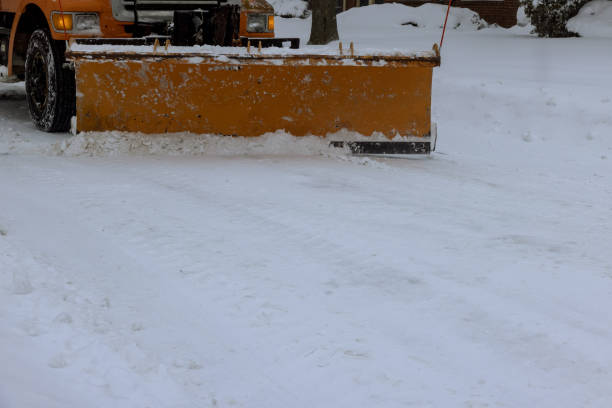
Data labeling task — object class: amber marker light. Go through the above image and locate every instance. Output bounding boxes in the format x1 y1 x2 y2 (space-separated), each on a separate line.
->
267 15 274 31
52 13 73 31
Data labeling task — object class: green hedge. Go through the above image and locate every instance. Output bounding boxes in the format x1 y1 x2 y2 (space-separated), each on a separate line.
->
521 0 588 37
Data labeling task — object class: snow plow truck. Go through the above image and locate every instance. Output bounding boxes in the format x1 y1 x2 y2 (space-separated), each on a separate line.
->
0 0 440 154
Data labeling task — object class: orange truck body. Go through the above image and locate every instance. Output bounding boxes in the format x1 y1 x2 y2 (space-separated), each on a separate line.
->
0 0 273 76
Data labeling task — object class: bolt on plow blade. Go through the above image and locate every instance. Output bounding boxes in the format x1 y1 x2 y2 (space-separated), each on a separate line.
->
67 44 440 155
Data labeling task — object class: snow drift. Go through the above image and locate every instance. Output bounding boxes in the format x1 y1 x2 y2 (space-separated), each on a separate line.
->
567 0 612 37
268 0 308 17
338 3 487 32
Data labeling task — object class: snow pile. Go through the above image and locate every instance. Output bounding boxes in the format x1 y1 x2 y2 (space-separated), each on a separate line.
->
338 3 487 32
50 131 416 163
51 131 349 158
276 3 487 54
515 5 531 27
567 0 612 37
268 0 308 17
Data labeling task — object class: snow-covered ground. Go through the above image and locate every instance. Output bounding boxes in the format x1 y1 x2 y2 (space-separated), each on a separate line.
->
2 5 612 407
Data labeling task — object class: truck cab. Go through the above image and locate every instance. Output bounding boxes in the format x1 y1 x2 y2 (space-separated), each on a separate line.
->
1 0 275 77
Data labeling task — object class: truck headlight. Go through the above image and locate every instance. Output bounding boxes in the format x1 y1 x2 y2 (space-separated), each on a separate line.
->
74 14 100 33
51 12 100 34
246 13 273 33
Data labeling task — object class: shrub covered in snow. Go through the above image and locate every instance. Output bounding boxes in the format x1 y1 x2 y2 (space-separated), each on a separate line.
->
268 0 308 17
566 0 612 37
521 0 588 37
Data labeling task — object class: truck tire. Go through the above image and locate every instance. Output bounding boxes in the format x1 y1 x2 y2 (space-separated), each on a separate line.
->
25 29 75 132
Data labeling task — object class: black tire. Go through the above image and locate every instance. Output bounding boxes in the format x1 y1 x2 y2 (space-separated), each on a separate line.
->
25 29 75 132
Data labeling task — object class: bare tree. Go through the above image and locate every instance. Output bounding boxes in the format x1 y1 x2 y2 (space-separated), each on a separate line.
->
308 0 339 45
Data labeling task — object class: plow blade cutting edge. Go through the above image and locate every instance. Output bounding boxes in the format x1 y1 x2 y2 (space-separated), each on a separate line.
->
66 44 440 155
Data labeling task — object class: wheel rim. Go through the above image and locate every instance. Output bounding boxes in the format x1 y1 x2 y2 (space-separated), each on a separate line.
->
27 51 48 115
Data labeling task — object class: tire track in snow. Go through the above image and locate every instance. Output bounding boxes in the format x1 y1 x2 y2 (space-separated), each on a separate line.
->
3 155 612 406
116 160 612 405
0 167 214 407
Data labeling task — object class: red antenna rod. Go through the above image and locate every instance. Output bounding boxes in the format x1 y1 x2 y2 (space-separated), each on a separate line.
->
440 0 453 49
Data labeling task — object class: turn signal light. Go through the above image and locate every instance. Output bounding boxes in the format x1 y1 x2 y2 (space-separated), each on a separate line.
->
52 13 73 31
267 15 274 31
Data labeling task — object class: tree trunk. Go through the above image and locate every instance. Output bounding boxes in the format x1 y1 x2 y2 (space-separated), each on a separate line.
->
308 0 339 45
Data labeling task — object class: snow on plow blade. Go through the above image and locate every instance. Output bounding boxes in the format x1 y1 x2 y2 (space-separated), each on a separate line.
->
67 44 440 154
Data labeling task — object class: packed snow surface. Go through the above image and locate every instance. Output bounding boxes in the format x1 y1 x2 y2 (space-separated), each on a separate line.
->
567 0 612 37
2 4 612 407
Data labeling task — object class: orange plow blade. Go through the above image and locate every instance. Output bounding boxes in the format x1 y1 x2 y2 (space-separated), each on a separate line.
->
67 45 440 154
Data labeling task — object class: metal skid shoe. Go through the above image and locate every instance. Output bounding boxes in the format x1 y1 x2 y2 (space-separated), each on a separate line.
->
330 140 430 155
330 125 437 156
